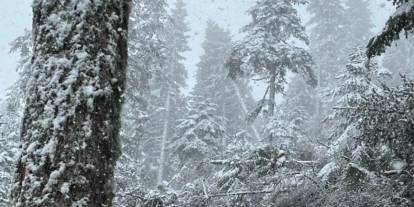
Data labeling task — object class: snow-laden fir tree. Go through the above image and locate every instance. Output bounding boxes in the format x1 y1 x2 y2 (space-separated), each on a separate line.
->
0 106 19 206
308 0 347 89
193 20 261 143
316 48 381 191
311 79 414 206
126 0 190 187
343 1 414 204
135 0 170 188
155 0 191 186
11 0 131 206
0 105 20 207
8 30 32 98
116 0 190 194
168 96 227 189
227 0 316 119
281 75 319 159
168 0 190 89
367 0 414 58
307 0 348 139
0 30 31 207
305 2 414 205
115 0 154 204
264 109 298 151
328 47 379 149
353 78 414 206
265 105 315 161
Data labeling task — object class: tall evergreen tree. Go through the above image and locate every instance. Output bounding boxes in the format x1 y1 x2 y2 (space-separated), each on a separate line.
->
116 0 191 200
193 20 260 142
0 107 19 206
307 0 348 140
352 78 414 206
193 20 232 100
119 0 174 189
316 48 384 201
327 47 379 160
276 76 319 160
0 30 32 207
156 0 191 185
193 20 232 103
169 0 190 88
115 0 154 203
264 107 311 158
11 1 131 206
227 0 316 118
168 97 227 188
308 0 347 88
283 75 319 145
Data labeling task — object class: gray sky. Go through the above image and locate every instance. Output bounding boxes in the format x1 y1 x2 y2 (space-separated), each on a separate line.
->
0 0 394 100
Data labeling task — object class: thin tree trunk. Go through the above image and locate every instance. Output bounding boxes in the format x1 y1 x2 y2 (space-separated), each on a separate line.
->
268 72 277 117
157 88 171 185
315 65 323 136
11 1 131 206
231 80 261 142
221 104 227 147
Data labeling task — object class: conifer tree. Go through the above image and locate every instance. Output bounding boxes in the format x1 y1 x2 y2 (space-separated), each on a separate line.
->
115 0 153 203
169 97 227 188
0 31 31 207
330 47 378 139
156 0 191 185
169 0 190 89
193 20 259 142
318 48 381 194
353 78 414 204
227 0 316 118
308 0 347 88
119 0 181 188
283 75 319 142
307 0 348 140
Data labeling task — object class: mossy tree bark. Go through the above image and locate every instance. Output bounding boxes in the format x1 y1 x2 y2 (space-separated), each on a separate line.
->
11 0 131 206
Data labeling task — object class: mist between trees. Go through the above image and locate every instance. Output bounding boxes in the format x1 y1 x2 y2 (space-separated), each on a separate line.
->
0 0 414 206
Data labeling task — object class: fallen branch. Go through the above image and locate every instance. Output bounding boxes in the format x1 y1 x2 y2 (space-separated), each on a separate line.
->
210 159 232 165
209 190 274 198
291 159 318 165
315 139 330 149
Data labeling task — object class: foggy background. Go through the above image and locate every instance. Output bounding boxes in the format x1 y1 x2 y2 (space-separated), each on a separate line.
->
0 0 394 99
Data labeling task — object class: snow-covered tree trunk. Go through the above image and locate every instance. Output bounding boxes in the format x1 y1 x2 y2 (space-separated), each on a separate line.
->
268 72 277 117
157 88 171 185
11 0 131 206
231 80 261 142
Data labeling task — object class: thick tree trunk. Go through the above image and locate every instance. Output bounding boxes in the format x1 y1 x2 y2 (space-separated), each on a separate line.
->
11 1 131 206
